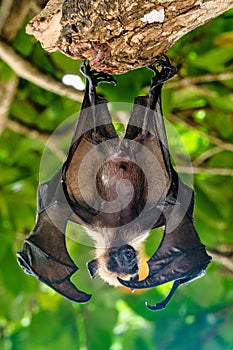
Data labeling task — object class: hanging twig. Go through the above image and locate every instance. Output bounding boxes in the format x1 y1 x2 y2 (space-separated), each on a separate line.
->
208 248 233 273
0 76 18 134
7 119 66 160
176 166 233 176
169 113 233 151
167 71 233 88
193 146 227 166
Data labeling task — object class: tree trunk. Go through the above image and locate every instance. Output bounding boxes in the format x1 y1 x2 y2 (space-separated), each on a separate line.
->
27 0 233 74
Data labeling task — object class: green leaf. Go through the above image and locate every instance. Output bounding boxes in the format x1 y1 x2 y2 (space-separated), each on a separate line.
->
0 61 15 81
10 100 38 124
13 25 34 57
50 51 82 74
214 32 233 49
190 48 233 73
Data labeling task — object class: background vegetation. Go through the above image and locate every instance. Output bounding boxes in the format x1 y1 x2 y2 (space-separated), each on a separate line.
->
0 4 233 350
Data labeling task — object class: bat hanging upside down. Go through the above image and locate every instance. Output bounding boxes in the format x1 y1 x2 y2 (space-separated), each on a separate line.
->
17 56 211 310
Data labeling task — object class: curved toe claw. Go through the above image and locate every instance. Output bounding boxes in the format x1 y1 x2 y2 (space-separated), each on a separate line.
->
155 55 174 68
80 60 116 87
148 55 177 88
93 72 117 86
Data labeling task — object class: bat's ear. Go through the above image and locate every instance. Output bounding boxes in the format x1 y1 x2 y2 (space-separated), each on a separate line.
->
87 259 99 279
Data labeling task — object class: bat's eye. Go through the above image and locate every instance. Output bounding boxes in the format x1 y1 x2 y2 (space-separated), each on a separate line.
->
125 249 134 259
120 245 137 260
106 262 117 271
109 250 118 259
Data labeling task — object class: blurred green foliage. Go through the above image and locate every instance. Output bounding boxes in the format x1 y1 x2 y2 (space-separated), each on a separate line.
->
0 8 233 350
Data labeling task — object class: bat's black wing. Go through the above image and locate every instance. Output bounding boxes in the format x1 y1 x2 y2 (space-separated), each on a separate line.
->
62 62 119 226
17 169 91 303
119 56 211 310
17 62 117 301
123 56 178 230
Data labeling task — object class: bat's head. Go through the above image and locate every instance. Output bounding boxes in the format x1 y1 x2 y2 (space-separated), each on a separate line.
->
87 244 139 286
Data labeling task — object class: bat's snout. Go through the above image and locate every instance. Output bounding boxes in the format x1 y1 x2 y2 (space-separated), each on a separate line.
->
107 244 138 275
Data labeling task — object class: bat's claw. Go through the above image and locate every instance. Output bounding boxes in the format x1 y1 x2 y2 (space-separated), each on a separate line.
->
148 55 177 89
80 60 116 87
155 54 174 69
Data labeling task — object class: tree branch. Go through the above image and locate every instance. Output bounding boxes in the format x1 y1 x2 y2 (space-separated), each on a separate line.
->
0 0 14 33
0 76 18 134
167 71 233 89
26 0 233 74
176 166 233 176
208 248 233 273
0 40 83 102
0 0 31 40
169 113 233 152
192 146 228 167
7 119 66 160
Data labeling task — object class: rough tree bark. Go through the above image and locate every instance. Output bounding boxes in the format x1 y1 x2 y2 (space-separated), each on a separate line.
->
26 0 233 74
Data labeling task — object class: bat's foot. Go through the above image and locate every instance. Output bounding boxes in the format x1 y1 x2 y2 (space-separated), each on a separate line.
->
148 55 177 90
80 60 116 88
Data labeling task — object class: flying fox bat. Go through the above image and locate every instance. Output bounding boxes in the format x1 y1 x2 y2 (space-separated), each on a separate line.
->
17 56 211 310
